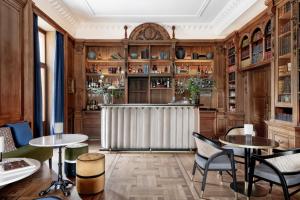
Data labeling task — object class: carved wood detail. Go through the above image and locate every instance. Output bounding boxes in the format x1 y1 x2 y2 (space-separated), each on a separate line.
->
129 23 170 40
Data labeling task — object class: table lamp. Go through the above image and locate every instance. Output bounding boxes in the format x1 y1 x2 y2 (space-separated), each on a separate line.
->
0 136 4 162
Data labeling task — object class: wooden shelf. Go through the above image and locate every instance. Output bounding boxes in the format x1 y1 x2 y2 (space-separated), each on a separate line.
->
150 88 172 90
279 31 291 38
279 11 291 20
239 60 271 71
128 59 150 63
241 55 250 61
175 59 213 63
127 73 148 77
87 59 125 63
86 73 122 77
174 74 209 78
129 90 147 93
275 102 292 108
279 53 291 59
151 59 172 63
278 73 291 78
149 73 172 77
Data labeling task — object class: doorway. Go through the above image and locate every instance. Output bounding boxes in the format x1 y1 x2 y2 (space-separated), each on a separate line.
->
248 65 271 138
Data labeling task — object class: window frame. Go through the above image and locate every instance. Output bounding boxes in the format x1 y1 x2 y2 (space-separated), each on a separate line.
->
38 28 48 135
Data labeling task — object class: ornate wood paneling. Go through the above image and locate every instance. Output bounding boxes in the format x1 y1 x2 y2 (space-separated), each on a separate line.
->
129 23 170 40
0 0 33 126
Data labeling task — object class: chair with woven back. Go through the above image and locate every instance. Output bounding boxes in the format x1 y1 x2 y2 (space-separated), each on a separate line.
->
191 132 238 199
247 148 300 200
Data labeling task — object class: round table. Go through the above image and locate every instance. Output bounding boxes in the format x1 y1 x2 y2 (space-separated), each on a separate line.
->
29 134 88 196
0 158 40 187
219 135 279 197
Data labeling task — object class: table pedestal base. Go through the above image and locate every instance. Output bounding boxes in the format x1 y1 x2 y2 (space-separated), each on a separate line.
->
230 181 268 197
39 147 74 197
39 179 73 196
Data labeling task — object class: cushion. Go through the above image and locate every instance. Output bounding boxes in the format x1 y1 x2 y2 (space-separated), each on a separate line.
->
3 145 53 162
0 127 17 152
254 163 300 186
195 154 233 170
6 122 33 147
223 145 245 157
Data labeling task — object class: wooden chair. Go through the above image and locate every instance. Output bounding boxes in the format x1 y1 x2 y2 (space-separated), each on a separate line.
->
191 132 238 199
248 148 300 200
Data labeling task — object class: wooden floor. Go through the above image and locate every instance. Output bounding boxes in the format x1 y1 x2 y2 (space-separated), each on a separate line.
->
1 142 299 200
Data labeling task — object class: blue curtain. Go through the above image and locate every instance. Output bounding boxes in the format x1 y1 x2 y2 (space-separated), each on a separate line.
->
52 31 64 134
33 14 43 137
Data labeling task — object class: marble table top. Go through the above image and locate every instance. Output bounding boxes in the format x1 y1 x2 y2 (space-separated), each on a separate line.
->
29 134 88 147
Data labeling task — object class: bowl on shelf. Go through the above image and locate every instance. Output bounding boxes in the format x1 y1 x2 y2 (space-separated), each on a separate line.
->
87 51 96 60
206 52 214 59
130 53 138 59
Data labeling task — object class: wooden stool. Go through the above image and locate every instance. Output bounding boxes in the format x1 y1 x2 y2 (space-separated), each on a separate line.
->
76 153 105 194
64 143 88 177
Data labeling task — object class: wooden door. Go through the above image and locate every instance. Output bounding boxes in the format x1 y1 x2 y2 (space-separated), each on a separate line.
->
249 66 271 138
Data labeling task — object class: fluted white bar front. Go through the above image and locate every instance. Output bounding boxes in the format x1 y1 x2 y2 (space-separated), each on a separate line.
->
100 105 199 150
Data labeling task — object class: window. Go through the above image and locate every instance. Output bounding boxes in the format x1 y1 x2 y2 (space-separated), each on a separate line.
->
39 29 47 123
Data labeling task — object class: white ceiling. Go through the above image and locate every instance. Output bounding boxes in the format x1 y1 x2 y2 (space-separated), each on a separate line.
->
33 0 267 39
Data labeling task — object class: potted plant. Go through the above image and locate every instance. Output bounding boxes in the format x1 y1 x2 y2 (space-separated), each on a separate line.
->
187 78 201 104
187 77 215 104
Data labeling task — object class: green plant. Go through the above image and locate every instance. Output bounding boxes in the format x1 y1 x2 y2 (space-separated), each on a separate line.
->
187 77 215 103
187 78 201 102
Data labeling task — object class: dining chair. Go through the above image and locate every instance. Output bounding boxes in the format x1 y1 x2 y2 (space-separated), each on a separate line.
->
223 126 246 158
247 148 300 200
191 132 238 199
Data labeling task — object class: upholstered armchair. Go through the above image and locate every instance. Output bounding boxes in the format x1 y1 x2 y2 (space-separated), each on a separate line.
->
248 148 300 200
192 132 238 199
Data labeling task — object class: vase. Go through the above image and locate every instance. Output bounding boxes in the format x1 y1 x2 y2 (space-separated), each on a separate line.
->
176 47 185 59
87 51 96 60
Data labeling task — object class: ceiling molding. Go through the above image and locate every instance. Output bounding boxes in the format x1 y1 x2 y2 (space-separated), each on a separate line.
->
33 0 81 35
196 0 211 17
33 0 267 39
212 0 258 34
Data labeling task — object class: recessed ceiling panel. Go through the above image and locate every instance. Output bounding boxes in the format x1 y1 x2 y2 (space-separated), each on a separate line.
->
62 0 231 22
87 0 202 16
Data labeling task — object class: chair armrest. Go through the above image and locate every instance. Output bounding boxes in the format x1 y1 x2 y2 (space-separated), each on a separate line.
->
207 149 234 165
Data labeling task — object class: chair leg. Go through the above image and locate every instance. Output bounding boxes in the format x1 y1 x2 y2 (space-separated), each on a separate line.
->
191 161 197 181
247 158 255 198
219 171 223 185
230 154 238 200
269 182 273 194
200 168 209 198
48 158 52 170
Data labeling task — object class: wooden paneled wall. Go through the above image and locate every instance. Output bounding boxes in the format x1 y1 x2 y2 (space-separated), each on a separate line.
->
0 0 34 127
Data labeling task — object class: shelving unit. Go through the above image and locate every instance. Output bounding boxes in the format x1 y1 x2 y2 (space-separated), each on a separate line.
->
266 0 300 149
226 42 237 112
240 35 251 68
85 45 126 110
251 28 263 64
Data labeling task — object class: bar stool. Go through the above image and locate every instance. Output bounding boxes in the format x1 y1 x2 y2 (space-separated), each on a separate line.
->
76 153 105 194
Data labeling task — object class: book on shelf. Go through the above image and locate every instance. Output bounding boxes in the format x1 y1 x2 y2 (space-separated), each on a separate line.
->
0 159 35 175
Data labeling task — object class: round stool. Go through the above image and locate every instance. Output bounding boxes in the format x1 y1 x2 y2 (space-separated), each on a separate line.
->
76 153 105 194
64 143 88 177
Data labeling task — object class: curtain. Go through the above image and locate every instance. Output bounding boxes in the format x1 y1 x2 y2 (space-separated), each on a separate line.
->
33 14 43 137
52 31 64 134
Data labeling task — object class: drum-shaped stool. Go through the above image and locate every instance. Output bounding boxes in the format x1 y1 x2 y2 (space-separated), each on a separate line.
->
64 143 88 177
76 153 105 194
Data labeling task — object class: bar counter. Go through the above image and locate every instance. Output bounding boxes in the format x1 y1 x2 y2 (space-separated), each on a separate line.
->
100 104 199 150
